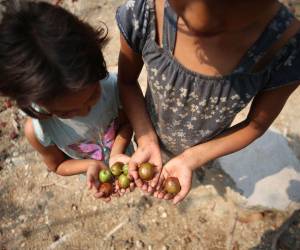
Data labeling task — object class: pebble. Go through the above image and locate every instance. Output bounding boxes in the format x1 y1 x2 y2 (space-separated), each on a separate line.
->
162 245 169 250
136 240 145 249
160 212 168 218
18 215 26 222
11 156 25 167
71 204 78 211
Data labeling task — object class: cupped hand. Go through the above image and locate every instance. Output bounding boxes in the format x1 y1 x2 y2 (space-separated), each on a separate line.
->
128 140 162 193
86 162 118 202
155 154 193 204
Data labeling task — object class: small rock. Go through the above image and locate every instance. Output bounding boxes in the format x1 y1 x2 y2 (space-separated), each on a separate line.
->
18 215 26 222
136 240 145 249
11 156 25 167
92 206 97 211
158 206 165 213
198 216 207 223
161 212 168 218
52 234 60 242
9 131 18 140
162 245 169 250
137 223 147 233
148 245 153 250
184 236 192 244
71 204 78 211
21 228 31 238
20 242 25 248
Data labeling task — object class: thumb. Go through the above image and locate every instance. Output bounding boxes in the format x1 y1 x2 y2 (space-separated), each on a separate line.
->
172 182 190 205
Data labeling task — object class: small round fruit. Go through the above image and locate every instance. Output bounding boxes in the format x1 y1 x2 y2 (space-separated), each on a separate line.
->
164 177 181 194
99 169 112 183
122 164 129 175
138 162 155 181
118 174 130 189
99 183 113 197
110 162 123 176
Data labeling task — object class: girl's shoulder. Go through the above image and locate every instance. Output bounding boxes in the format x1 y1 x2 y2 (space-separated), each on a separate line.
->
100 73 117 98
265 31 300 91
116 0 153 54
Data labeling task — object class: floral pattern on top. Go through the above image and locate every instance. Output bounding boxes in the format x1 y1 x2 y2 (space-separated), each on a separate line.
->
68 119 117 163
116 0 300 158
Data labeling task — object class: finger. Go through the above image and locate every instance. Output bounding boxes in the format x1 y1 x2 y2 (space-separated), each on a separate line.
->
94 191 104 199
128 160 139 177
142 183 148 191
163 193 173 200
102 197 111 203
125 188 130 194
129 182 135 192
156 172 166 191
158 191 166 199
147 185 154 193
111 192 120 197
173 185 190 205
86 180 92 190
149 166 162 188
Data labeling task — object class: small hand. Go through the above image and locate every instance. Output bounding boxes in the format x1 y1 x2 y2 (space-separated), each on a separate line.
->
115 179 135 196
109 153 130 168
86 162 115 202
155 154 193 204
128 140 162 193
109 154 134 195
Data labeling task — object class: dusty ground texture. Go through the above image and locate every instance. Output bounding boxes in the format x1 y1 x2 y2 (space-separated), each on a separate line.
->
1 0 300 249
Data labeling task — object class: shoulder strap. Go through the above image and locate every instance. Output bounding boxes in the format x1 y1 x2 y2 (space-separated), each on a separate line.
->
162 0 178 53
252 18 300 73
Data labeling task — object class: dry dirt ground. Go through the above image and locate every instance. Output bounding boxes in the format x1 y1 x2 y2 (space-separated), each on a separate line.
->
1 1 300 250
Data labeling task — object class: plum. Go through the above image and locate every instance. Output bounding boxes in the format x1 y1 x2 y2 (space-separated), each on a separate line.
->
99 169 112 183
118 174 130 189
110 162 123 176
164 177 181 194
122 164 129 175
138 162 155 181
98 182 113 197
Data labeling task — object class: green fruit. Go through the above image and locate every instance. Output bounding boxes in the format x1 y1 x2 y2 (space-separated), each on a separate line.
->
138 162 155 181
118 174 130 189
99 182 113 197
164 177 181 194
99 169 112 183
110 162 123 176
122 164 129 175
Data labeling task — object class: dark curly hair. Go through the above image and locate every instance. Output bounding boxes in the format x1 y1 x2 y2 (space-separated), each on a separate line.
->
0 1 108 117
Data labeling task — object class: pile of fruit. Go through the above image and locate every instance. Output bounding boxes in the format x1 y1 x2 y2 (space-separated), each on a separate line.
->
98 162 181 198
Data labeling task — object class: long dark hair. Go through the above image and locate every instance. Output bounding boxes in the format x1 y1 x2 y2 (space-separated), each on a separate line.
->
0 1 109 118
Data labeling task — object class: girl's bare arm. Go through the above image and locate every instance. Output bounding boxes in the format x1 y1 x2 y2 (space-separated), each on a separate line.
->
109 109 133 158
182 83 299 170
24 118 105 176
118 34 162 189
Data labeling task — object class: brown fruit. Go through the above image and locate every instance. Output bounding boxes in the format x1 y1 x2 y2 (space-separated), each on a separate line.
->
98 182 113 197
138 162 155 181
110 162 123 176
164 177 181 194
